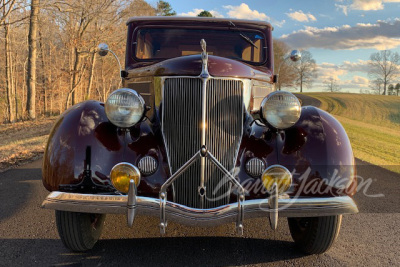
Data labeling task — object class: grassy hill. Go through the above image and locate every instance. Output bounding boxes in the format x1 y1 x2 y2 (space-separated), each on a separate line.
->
304 93 400 173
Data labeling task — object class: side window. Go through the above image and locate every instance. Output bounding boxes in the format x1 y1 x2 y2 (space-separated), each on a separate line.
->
136 32 153 59
242 39 262 62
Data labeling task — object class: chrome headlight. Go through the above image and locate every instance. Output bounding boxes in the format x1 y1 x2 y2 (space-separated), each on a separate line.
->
260 91 301 129
105 88 145 128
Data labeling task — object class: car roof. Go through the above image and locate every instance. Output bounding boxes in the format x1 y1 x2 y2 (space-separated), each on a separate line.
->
126 16 273 30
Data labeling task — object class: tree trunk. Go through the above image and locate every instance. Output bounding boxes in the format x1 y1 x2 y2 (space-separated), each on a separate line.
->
86 51 96 100
300 78 303 93
26 0 39 120
39 30 47 115
4 24 15 123
71 47 81 105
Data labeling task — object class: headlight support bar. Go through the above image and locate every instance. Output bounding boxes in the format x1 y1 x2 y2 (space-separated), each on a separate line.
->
158 147 245 235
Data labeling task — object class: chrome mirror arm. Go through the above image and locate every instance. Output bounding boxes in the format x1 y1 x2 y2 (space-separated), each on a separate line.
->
97 43 123 80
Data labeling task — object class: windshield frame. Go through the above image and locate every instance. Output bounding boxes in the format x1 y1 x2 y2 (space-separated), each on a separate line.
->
131 25 268 66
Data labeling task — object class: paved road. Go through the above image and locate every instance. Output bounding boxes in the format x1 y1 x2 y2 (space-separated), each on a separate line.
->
0 158 399 266
294 93 322 108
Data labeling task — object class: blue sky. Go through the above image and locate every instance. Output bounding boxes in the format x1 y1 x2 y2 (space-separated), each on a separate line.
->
155 0 400 92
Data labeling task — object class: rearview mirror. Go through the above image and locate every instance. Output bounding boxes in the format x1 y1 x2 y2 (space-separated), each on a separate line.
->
98 43 109 57
290 50 301 62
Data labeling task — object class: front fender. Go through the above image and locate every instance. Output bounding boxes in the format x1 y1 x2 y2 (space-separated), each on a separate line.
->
42 101 169 197
277 106 357 197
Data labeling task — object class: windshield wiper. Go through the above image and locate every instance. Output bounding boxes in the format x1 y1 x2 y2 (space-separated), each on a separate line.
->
239 33 257 48
229 21 258 49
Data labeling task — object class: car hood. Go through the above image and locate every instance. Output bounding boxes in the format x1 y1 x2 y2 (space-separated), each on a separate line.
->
126 55 273 82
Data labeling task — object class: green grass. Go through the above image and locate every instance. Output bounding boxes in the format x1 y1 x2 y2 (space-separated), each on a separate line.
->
304 93 400 173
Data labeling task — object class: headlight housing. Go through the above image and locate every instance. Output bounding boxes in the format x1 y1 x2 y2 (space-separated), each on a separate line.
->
105 88 145 128
260 91 301 129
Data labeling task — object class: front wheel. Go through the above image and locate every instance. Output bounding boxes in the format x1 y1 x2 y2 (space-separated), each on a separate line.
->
56 210 106 252
288 215 342 254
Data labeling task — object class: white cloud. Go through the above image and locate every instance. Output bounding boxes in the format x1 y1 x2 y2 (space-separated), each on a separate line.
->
351 0 384 10
335 4 349 15
319 62 347 80
351 75 369 86
273 20 286 28
280 19 400 50
210 10 224 18
223 3 270 21
336 0 400 14
341 60 371 72
317 61 372 90
179 9 224 18
286 10 317 22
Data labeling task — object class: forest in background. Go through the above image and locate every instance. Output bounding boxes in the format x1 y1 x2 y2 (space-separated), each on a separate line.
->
0 0 164 123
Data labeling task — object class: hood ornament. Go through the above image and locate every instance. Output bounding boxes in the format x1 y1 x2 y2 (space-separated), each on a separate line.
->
200 39 209 78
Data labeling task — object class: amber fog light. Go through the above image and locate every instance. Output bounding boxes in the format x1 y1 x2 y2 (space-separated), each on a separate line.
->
261 165 292 194
110 162 141 193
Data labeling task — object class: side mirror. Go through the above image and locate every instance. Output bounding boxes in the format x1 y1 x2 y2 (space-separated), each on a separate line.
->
98 43 109 56
290 50 301 62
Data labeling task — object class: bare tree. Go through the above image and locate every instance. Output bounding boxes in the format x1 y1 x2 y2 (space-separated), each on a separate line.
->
324 77 341 92
369 78 384 95
0 0 159 123
273 40 297 90
26 0 39 119
293 50 317 92
0 0 17 25
368 50 400 95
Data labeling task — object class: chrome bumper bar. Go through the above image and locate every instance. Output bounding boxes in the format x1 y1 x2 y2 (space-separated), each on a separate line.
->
42 192 358 228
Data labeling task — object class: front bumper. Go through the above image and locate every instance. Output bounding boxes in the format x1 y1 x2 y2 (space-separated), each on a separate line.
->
42 191 358 229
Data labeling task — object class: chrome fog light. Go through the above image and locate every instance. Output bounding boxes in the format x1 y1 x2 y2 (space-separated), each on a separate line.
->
260 91 301 129
110 162 141 193
105 88 145 128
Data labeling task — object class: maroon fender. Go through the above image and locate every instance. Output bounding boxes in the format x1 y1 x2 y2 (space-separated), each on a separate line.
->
42 100 169 198
276 106 357 197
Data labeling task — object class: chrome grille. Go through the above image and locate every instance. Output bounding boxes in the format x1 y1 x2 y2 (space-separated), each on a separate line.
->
204 79 243 208
162 77 243 208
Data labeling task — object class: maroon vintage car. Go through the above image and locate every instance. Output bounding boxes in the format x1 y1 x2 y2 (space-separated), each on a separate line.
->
41 17 358 254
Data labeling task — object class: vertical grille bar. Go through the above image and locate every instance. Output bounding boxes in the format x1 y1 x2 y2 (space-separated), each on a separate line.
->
162 77 243 208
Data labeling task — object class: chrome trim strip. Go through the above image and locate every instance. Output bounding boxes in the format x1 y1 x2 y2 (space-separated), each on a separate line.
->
200 77 208 208
42 193 359 227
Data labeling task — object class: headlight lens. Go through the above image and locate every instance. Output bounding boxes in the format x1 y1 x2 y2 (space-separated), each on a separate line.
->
105 88 145 128
260 91 301 129
110 162 141 193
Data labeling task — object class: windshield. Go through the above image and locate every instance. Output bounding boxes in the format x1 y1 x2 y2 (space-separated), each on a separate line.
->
135 28 266 63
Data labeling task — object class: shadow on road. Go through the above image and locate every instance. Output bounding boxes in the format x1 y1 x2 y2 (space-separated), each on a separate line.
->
0 167 42 222
0 237 305 266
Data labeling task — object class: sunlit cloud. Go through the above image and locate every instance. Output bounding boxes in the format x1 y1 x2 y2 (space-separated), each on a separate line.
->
280 19 400 50
318 62 371 90
286 10 317 22
179 8 224 18
223 3 270 20
222 3 285 27
336 0 400 15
